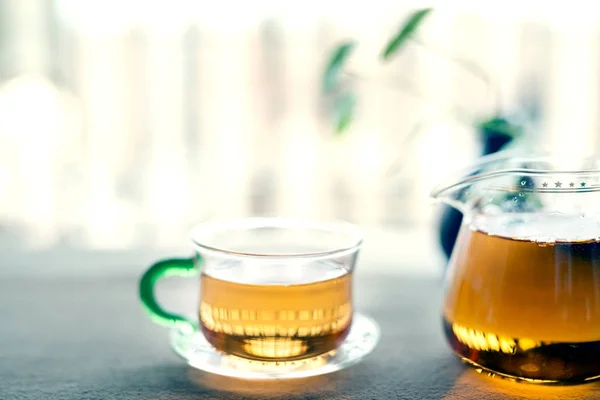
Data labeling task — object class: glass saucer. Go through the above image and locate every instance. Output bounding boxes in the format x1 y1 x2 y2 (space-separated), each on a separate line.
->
170 312 380 379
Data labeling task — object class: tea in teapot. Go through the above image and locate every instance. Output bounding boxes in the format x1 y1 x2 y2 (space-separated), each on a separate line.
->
433 155 600 383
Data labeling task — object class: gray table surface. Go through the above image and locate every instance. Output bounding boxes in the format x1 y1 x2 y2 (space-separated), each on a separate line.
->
3 252 600 400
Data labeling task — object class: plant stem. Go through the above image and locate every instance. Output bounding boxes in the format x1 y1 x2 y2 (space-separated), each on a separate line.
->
343 71 426 99
338 70 480 177
385 105 474 178
342 70 474 120
410 37 502 115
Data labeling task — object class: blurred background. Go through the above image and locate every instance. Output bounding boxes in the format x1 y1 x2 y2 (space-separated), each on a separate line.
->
1 1 599 270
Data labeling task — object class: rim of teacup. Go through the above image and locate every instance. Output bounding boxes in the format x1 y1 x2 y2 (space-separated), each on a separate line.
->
189 217 363 260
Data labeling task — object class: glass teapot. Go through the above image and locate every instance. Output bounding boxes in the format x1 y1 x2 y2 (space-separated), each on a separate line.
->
431 153 600 384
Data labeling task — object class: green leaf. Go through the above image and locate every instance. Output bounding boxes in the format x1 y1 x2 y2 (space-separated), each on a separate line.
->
479 117 523 138
334 92 356 135
322 41 356 94
382 8 432 60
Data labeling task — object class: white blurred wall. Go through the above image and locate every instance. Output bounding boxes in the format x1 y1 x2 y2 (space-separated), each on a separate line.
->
0 1 598 250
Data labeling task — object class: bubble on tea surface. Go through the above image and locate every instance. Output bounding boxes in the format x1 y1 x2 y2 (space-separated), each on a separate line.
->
482 204 502 216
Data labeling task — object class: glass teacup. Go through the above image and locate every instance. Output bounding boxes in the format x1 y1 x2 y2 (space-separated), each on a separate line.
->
139 217 380 379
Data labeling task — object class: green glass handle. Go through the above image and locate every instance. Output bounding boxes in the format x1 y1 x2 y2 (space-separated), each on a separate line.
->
139 257 199 333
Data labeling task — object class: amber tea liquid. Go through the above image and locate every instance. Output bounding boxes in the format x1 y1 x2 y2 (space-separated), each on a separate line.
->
443 214 600 383
199 261 352 361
